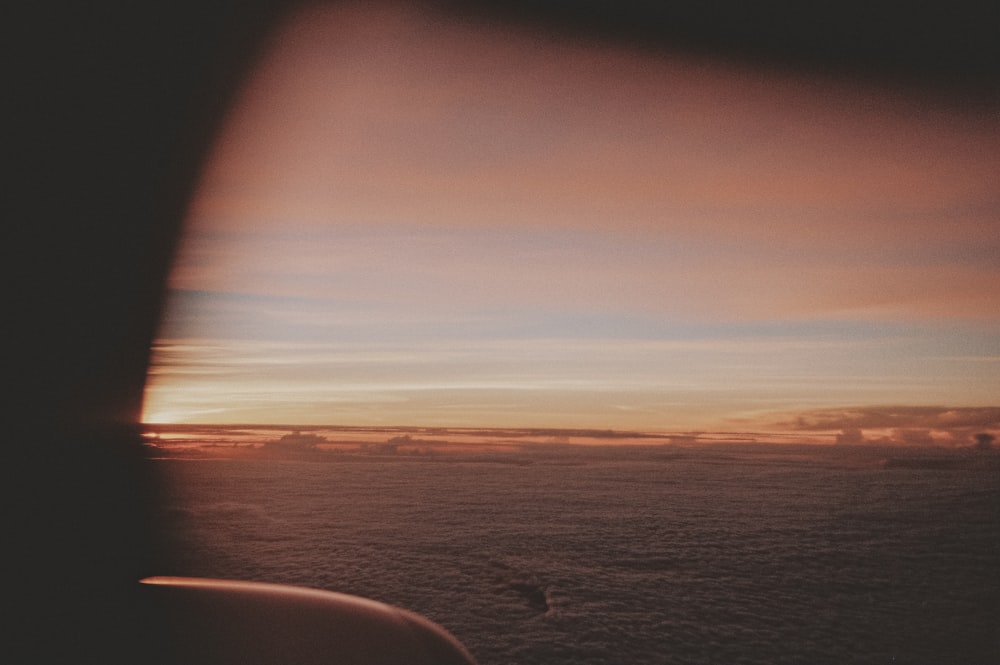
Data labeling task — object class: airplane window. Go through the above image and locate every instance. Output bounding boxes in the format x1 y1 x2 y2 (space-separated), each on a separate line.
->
142 2 999 664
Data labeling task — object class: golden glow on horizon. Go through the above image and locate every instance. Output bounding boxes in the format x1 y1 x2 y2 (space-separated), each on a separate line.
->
143 2 1000 439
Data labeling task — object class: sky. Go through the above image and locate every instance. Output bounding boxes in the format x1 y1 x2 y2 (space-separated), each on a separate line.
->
143 2 1000 444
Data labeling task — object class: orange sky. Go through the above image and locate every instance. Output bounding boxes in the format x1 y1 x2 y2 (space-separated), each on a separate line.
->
143 3 999 444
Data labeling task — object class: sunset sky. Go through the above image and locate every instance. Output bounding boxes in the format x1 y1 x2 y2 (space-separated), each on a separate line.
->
143 3 999 443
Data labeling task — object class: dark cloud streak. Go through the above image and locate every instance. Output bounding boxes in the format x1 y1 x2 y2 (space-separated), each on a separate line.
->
784 406 1000 431
781 406 1000 446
